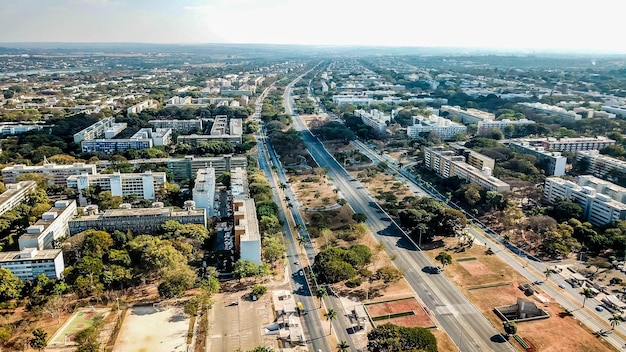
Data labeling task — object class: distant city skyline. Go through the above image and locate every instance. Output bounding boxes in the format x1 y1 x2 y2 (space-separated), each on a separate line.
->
1 0 624 53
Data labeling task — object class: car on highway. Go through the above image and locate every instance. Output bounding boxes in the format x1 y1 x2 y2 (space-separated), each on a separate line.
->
294 261 299 265
558 284 566 289
595 305 604 311
299 270 304 276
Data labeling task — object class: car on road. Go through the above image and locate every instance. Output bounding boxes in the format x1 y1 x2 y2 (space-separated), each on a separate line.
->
294 261 299 265
228 301 238 306
596 305 604 311
299 270 304 276
558 284 566 289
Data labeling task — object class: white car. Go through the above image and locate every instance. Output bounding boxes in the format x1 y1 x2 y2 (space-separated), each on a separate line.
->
558 284 566 289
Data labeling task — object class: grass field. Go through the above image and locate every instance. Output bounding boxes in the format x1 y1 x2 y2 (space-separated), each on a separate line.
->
49 307 110 345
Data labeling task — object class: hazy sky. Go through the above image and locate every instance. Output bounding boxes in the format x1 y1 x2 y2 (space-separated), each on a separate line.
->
0 0 623 52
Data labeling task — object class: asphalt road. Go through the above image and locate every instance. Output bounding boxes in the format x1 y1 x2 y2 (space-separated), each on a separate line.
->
283 76 516 352
254 86 334 352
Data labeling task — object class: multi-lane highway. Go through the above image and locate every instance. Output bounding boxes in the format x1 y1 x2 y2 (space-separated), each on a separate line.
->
282 74 516 352
254 84 337 352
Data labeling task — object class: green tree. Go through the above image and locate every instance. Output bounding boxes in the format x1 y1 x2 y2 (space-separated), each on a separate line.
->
251 285 267 297
325 308 338 336
352 212 368 223
610 314 622 330
30 328 48 351
297 235 307 255
337 340 350 352
262 234 286 263
158 265 197 298
233 259 259 280
435 251 452 268
82 229 113 259
579 287 595 307
96 191 122 211
316 287 328 308
544 268 552 280
0 268 22 302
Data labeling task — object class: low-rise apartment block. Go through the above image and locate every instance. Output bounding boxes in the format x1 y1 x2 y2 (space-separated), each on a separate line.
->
423 146 510 192
0 123 44 135
508 141 567 176
407 115 467 140
233 197 261 265
73 117 115 143
543 175 626 225
601 105 626 117
127 99 158 115
354 109 390 133
538 136 615 152
576 150 626 179
18 200 77 250
67 171 167 205
81 128 172 153
520 102 582 120
0 181 37 217
0 248 64 280
2 162 97 186
148 119 203 133
177 116 243 146
477 119 536 136
448 144 495 170
440 105 495 124
68 202 206 235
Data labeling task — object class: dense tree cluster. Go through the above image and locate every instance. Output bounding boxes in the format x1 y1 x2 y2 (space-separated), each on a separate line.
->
398 196 466 242
313 244 372 283
367 323 438 352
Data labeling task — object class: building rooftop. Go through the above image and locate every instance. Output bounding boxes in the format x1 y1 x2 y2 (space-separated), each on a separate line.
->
0 248 62 262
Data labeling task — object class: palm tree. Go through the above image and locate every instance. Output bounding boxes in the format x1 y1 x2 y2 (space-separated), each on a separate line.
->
294 223 303 232
579 287 595 307
544 268 552 280
287 202 293 209
337 340 350 352
435 251 452 269
315 287 328 308
279 182 287 191
297 235 307 255
325 308 337 336
284 196 290 203
609 314 622 330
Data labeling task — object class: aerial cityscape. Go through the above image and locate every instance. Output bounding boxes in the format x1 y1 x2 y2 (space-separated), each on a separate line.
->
2 1 626 352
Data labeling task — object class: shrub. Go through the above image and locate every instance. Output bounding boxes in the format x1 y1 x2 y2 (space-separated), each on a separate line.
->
345 277 363 288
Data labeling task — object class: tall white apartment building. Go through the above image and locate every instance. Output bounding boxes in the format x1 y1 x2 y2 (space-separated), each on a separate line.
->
354 109 390 133
231 167 246 196
127 99 158 114
520 102 582 120
576 150 626 179
423 146 510 192
149 119 203 133
508 142 568 176
440 105 495 124
2 162 98 186
73 117 115 143
539 136 615 152
543 176 626 225
477 119 535 136
18 200 77 250
67 171 167 205
193 167 216 218
407 115 467 140
0 181 37 217
0 248 64 280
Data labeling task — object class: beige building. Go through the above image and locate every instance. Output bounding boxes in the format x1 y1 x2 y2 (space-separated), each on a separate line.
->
2 162 97 186
0 181 37 217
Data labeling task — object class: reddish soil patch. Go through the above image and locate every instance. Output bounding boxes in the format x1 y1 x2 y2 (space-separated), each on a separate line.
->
459 260 493 276
366 298 435 328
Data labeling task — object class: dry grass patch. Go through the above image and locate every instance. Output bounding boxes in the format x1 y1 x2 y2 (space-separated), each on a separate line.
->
290 173 339 209
352 169 414 204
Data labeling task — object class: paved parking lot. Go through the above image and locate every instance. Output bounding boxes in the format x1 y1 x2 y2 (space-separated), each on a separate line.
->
207 290 277 352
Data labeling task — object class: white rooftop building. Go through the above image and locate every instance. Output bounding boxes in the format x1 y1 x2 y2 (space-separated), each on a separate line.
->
193 166 216 218
354 109 390 133
67 171 167 206
407 115 467 140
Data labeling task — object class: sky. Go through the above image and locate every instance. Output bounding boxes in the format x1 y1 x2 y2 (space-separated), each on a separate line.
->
0 0 623 53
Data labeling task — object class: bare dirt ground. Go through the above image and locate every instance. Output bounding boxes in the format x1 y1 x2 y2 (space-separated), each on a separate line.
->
113 305 189 352
423 237 614 352
366 298 435 328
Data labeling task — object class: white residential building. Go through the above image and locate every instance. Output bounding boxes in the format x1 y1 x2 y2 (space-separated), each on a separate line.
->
233 197 261 265
73 117 115 143
80 127 172 153
440 105 495 124
576 150 626 179
538 136 615 152
148 119 203 133
407 115 467 140
67 171 167 205
127 99 158 114
508 142 568 176
18 200 77 250
601 105 626 117
477 119 536 136
543 176 626 226
354 109 390 133
2 162 98 186
193 167 216 218
423 146 510 192
0 181 37 217
520 102 582 120
0 248 64 280
0 124 44 135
